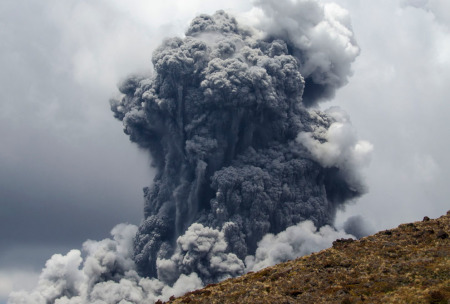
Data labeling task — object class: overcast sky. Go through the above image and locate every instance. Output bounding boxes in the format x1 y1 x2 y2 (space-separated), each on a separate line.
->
1 0 449 301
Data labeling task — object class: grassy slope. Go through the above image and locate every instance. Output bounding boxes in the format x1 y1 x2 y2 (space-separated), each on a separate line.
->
164 212 449 304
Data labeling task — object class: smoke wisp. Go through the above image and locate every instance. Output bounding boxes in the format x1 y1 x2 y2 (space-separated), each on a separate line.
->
9 1 371 303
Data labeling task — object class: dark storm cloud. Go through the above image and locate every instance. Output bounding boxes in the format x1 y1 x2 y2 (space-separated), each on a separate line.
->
0 0 153 275
0 116 150 253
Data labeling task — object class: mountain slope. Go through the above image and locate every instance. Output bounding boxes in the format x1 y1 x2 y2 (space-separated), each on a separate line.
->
164 212 449 304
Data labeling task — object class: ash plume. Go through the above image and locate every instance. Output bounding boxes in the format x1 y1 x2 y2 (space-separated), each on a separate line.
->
9 1 371 303
111 5 365 282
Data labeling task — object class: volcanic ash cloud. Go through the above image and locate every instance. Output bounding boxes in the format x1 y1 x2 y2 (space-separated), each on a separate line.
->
9 1 372 303
110 6 368 282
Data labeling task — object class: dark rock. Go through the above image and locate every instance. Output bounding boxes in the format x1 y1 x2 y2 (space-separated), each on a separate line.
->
414 231 424 238
383 242 397 247
333 238 355 248
436 230 448 239
336 289 348 296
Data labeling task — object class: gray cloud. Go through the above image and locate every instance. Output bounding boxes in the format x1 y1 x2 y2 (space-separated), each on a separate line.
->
0 0 154 273
342 215 373 239
329 0 450 229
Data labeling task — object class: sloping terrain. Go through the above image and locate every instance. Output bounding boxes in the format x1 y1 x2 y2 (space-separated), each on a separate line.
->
163 212 449 304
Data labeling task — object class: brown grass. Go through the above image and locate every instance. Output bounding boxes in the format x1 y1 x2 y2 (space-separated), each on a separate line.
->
165 212 450 304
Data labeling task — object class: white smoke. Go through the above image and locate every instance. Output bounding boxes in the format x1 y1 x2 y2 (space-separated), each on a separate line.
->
10 250 84 304
246 0 360 104
156 223 245 284
9 220 356 304
297 107 373 193
8 225 203 304
245 220 354 271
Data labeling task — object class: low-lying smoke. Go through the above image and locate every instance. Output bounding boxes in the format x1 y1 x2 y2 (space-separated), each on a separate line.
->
9 1 371 303
8 225 204 303
8 221 353 303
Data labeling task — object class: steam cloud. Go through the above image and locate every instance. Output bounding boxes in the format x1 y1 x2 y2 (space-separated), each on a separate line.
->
8 225 204 303
9 1 371 303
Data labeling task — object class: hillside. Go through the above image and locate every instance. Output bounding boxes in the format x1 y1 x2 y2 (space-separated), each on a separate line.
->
163 212 449 304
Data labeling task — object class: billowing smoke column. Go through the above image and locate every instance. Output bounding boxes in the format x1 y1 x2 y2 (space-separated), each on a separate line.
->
110 6 366 282
9 1 372 303
249 0 361 105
